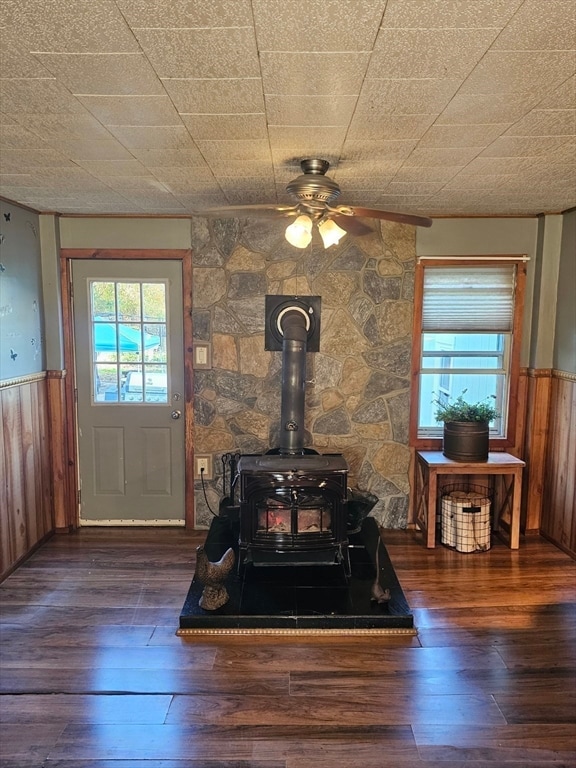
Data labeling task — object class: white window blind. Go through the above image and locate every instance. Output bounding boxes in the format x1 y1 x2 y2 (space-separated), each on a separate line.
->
422 264 516 332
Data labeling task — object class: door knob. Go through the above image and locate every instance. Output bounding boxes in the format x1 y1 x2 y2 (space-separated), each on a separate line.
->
171 409 181 420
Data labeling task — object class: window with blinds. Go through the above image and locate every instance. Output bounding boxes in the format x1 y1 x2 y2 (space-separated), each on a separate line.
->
413 260 525 443
422 264 516 332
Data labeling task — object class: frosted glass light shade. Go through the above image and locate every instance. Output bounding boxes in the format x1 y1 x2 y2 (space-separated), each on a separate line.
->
285 215 313 248
318 218 347 248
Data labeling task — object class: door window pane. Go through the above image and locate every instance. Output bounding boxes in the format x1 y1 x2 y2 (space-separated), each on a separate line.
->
91 281 168 404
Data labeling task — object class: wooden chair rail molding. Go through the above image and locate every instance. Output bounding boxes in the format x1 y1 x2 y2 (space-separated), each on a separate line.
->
0 372 46 389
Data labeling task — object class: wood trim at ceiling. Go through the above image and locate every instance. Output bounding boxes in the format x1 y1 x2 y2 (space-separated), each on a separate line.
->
60 247 195 530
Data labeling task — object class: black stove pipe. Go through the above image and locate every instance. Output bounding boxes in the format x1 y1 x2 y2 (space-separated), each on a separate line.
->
279 310 308 455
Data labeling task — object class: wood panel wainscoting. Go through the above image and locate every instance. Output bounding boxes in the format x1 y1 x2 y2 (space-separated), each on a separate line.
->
541 370 576 558
0 374 53 580
522 368 554 535
0 527 574 765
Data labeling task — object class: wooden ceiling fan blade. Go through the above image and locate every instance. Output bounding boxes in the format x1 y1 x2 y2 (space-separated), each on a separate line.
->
339 205 433 228
191 204 299 219
331 215 373 236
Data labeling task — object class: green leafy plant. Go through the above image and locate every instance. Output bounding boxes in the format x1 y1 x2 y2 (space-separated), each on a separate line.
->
433 390 500 424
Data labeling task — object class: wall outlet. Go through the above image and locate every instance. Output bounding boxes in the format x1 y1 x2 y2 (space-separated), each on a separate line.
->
195 454 212 480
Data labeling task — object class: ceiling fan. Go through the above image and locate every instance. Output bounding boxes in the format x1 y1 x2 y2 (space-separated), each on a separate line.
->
192 158 433 249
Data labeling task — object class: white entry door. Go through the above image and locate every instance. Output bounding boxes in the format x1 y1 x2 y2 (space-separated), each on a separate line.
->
72 260 185 525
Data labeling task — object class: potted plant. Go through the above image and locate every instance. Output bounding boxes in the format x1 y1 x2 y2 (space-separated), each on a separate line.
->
433 390 499 462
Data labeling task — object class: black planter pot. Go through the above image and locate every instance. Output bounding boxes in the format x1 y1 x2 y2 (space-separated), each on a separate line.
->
443 421 489 462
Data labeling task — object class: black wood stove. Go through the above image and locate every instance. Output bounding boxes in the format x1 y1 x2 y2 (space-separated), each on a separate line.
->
237 296 350 572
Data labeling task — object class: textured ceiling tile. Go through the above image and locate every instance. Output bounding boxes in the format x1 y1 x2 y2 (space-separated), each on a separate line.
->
0 124 49 149
160 180 224 196
492 0 576 50
0 148 74 171
216 178 277 204
480 135 572 157
391 166 463 183
268 126 348 148
106 125 197 150
194 139 272 166
116 0 252 28
133 28 259 79
48 139 136 162
381 0 523 28
161 78 264 114
0 80 86 114
537 76 576 109
418 123 511 148
1 0 574 217
79 160 150 178
347 113 436 141
505 109 576 137
206 162 274 178
15 113 115 142
385 181 446 195
357 78 462 115
265 95 358 126
129 148 207 166
437 92 542 125
460 51 575 95
404 147 485 167
175 191 230 208
78 95 181 126
461 155 548 175
331 173 393 191
342 140 418 168
443 173 514 190
31 166 114 186
181 114 267 141
221 189 279 205
34 53 163 95
0 175 36 189
15 0 139 53
102 176 169 192
374 194 433 210
252 0 384 51
148 167 215 184
0 36 54 78
118 190 185 209
260 52 370 96
368 28 498 79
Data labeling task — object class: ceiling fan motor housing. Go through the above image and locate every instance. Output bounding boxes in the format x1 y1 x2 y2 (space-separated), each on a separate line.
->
285 159 341 205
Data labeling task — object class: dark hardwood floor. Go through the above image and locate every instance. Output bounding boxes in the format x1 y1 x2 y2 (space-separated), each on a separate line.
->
1 526 575 767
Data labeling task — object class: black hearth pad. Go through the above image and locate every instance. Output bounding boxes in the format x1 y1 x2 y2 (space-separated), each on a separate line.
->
178 517 414 635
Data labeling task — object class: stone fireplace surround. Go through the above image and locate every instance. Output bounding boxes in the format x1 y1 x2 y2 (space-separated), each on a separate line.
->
192 217 416 530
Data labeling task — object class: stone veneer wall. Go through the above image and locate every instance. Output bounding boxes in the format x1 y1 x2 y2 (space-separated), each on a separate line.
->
191 216 416 529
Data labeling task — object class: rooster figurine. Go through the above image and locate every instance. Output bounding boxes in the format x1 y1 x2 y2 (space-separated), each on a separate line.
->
195 545 235 610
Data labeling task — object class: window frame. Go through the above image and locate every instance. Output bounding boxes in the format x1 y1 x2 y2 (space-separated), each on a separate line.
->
410 257 527 451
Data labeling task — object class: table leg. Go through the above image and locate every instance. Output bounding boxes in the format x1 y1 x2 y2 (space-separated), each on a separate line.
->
426 468 438 548
509 469 521 549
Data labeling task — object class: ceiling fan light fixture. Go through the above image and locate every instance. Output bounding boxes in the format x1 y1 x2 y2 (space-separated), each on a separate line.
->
318 218 347 248
285 214 313 248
